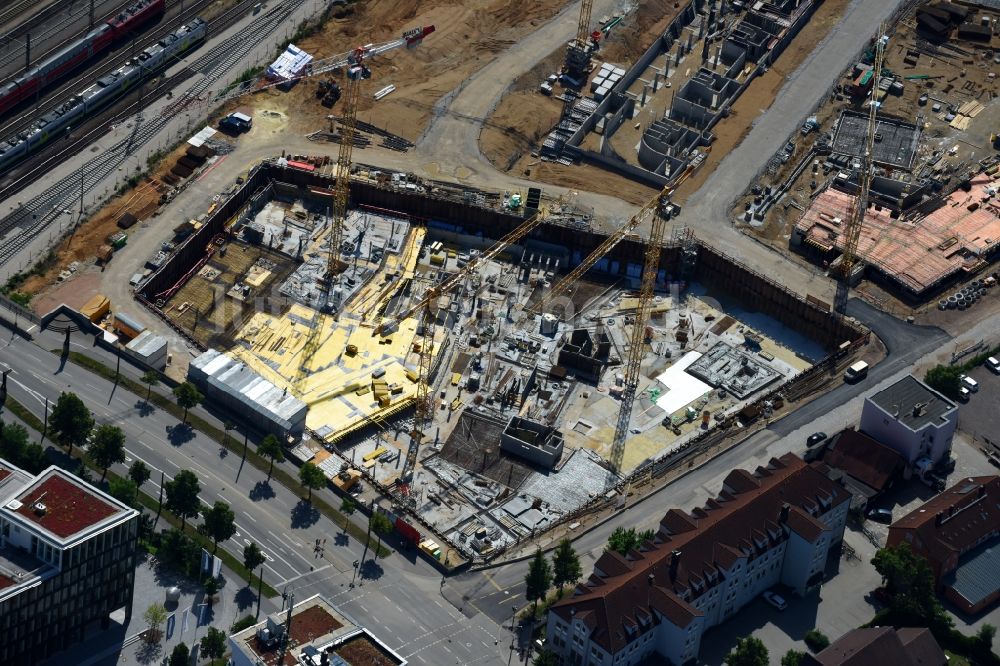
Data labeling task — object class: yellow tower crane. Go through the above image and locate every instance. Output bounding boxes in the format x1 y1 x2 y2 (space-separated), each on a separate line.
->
835 25 887 313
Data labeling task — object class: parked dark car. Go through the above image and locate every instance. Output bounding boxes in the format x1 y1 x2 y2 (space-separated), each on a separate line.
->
806 432 827 447
867 507 893 524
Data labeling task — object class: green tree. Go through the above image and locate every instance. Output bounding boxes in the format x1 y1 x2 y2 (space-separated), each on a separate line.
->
340 496 356 532
172 382 203 424
0 421 46 472
299 462 326 501
49 392 94 453
0 419 27 461
552 539 582 596
200 626 227 659
243 542 266 618
164 470 202 530
533 650 559 666
370 511 393 553
257 434 284 480
976 624 996 651
606 526 652 555
871 543 951 630
143 602 168 643
89 424 126 481
160 528 200 577
724 636 769 666
781 649 807 666
18 443 48 474
525 548 553 616
129 459 151 489
804 629 830 652
924 364 962 400
201 500 236 552
141 370 160 405
203 575 220 604
108 477 139 508
168 642 189 666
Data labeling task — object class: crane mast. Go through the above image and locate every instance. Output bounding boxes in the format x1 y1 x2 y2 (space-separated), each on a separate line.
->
610 194 676 476
562 0 598 116
325 48 368 289
835 25 886 313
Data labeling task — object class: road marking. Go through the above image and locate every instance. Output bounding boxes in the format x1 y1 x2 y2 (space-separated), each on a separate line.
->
281 564 331 586
483 571 503 593
243 511 257 523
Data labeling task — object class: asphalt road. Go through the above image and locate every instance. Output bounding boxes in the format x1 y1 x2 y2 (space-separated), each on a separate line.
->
0 326 510 666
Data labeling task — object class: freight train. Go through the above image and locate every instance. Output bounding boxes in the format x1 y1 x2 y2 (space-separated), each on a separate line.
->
0 17 206 173
0 0 166 116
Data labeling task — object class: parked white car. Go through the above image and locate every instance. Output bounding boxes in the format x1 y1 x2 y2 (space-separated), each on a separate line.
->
960 375 979 392
762 590 787 611
986 357 1000 374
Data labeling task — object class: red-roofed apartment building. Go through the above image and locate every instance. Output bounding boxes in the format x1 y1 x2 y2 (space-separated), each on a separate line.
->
546 453 850 666
0 461 139 663
887 476 1000 615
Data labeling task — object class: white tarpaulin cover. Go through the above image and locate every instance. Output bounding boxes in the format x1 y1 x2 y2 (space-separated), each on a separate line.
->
654 351 712 416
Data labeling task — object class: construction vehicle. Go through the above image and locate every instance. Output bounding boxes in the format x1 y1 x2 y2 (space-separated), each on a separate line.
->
835 25 887 314
332 464 362 493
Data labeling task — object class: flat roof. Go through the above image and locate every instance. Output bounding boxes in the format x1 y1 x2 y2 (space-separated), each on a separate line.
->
3 466 135 544
125 329 167 356
190 349 308 433
867 375 956 431
944 540 1000 607
832 111 921 170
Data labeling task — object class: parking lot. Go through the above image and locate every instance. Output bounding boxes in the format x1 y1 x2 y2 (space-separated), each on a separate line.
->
957 362 1000 450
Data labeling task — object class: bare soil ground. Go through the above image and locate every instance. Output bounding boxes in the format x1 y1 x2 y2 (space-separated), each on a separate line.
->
482 0 852 205
29 271 103 315
18 140 190 299
671 0 852 202
237 0 572 140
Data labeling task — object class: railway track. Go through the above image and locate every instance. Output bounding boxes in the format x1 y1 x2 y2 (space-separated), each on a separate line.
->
0 0 302 268
0 0 126 77
0 1 37 31
0 0 223 143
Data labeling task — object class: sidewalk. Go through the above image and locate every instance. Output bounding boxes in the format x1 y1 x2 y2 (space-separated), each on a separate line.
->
62 554 277 666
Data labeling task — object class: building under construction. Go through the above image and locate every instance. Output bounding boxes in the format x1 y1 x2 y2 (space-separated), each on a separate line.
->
135 157 863 560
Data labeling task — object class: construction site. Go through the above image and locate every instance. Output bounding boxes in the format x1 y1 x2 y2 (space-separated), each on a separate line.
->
735 0 1000 303
134 153 863 562
538 0 824 188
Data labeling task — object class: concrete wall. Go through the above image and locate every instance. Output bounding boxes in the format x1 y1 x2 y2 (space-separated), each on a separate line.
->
140 161 861 365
